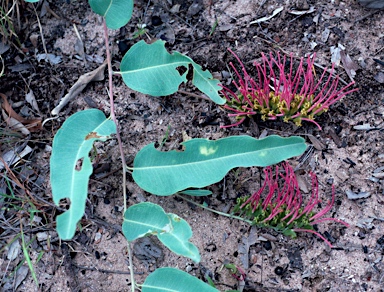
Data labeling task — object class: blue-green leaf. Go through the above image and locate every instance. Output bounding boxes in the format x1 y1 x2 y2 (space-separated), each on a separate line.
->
122 202 200 262
122 202 170 241
50 109 116 239
179 189 213 196
89 0 133 29
158 214 200 262
142 268 219 292
133 135 306 196
120 40 224 104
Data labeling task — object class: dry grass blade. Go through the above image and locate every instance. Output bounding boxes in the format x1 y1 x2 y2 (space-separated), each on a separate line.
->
0 0 21 45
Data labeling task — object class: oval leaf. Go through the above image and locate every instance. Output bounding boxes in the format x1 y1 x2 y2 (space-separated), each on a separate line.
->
50 109 116 239
190 60 224 104
120 40 189 96
179 189 213 196
120 40 224 104
89 0 133 29
133 135 306 196
122 202 170 241
123 203 200 262
142 268 219 292
158 214 200 262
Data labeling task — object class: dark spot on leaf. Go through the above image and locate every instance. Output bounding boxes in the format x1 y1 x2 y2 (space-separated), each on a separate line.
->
75 158 84 171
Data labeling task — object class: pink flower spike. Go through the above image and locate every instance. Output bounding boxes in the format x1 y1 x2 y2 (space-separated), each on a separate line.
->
311 217 349 227
221 50 358 129
293 228 334 248
220 117 246 128
301 118 322 130
309 185 336 221
235 162 348 247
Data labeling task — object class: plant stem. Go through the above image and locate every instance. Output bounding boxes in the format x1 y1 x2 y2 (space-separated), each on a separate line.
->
102 20 135 291
175 194 253 224
102 20 128 212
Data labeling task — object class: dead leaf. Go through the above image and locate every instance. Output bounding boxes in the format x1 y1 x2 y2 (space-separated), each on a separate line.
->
238 226 257 269
296 173 309 193
346 189 371 200
288 6 316 15
250 7 284 24
51 61 107 115
1 93 42 132
330 45 342 66
2 109 30 135
307 134 325 150
14 266 29 290
8 63 33 72
374 72 384 83
85 132 102 140
36 53 62 64
25 90 41 114
0 144 33 170
340 50 360 81
7 239 21 261
353 123 375 130
321 28 331 43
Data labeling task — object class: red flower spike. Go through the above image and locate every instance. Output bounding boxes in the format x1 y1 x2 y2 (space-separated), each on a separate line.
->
234 162 349 247
221 50 358 130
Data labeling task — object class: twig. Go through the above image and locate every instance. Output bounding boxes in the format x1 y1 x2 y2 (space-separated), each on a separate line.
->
354 9 384 23
32 5 48 57
102 19 135 291
177 90 211 101
175 194 252 224
72 264 134 275
44 4 61 19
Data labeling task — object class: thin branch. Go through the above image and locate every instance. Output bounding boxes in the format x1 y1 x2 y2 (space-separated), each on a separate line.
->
175 194 253 224
102 20 134 291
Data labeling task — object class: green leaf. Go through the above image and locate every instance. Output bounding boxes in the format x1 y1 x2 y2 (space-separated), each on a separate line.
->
179 189 213 196
133 135 306 196
158 214 200 262
282 229 297 238
122 202 170 241
120 40 224 104
122 203 200 262
190 60 223 104
142 268 219 292
50 109 116 240
89 0 133 29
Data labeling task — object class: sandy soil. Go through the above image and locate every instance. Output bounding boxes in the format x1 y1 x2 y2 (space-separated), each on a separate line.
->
0 0 383 291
